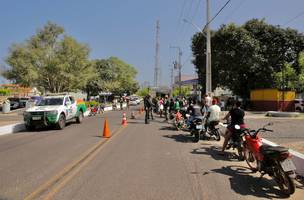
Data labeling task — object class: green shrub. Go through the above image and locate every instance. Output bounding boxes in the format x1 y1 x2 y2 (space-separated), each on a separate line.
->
0 89 11 96
85 100 100 107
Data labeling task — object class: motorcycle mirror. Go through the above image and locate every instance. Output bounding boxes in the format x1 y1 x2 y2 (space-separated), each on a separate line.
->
234 125 241 130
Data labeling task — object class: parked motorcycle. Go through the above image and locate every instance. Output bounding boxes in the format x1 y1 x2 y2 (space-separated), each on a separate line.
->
174 111 185 131
224 121 246 160
239 123 296 196
201 121 221 141
190 116 205 143
88 107 97 116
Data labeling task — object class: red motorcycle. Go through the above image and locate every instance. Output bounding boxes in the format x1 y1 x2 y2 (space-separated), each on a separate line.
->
237 123 296 196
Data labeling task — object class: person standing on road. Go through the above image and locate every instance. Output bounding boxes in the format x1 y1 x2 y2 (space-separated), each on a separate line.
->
126 97 130 110
164 96 170 121
158 98 164 118
119 96 124 110
144 95 153 124
174 98 180 112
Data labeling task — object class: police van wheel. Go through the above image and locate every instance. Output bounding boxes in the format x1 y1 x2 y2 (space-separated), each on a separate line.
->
56 114 66 130
76 111 83 124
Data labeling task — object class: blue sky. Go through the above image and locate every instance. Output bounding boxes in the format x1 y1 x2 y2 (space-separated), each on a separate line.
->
1 0 304 86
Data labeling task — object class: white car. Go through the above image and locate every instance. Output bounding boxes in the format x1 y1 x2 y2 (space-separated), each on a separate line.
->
129 99 138 106
295 99 304 112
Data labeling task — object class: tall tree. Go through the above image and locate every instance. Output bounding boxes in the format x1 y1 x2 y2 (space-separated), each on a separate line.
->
86 57 139 96
191 19 304 98
3 22 94 93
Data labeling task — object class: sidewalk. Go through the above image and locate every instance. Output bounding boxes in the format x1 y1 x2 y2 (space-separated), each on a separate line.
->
0 109 24 126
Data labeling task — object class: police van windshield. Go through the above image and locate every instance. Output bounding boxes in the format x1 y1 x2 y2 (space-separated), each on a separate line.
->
38 98 64 106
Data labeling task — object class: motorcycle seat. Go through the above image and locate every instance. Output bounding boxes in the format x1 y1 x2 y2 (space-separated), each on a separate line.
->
260 145 289 155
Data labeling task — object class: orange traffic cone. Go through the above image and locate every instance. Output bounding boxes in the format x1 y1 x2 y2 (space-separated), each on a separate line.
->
103 118 111 138
122 112 127 125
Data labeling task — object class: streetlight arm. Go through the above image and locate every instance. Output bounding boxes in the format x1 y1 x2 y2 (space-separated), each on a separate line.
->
182 19 206 36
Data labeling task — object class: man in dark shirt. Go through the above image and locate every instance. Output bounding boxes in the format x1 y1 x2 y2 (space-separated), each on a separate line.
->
221 101 245 152
163 95 170 121
144 95 153 124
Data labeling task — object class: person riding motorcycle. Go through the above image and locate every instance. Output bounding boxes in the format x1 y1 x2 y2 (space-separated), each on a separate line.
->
221 101 245 153
186 100 206 129
205 99 221 131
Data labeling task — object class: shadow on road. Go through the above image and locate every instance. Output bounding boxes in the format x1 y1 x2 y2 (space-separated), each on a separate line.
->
163 134 194 143
210 165 287 199
160 126 177 131
191 145 242 162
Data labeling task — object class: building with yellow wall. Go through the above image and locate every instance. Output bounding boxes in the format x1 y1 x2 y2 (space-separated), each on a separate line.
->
250 89 295 111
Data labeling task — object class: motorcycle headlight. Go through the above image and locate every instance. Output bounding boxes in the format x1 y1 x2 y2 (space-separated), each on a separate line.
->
47 110 58 115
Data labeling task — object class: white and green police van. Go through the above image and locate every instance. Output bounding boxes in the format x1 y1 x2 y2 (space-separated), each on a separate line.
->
23 95 86 130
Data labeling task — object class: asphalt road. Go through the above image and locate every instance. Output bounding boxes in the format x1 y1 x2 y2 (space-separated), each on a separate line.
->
0 108 131 200
0 108 303 200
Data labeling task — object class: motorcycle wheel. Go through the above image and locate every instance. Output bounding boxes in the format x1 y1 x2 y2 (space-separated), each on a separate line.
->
175 123 180 131
274 166 295 196
213 129 221 141
193 132 200 143
237 146 244 161
244 146 258 171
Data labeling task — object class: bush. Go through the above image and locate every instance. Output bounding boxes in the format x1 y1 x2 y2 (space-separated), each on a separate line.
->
85 100 100 108
0 89 11 96
136 88 150 97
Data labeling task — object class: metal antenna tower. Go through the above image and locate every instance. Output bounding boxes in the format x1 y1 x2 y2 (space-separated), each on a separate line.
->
154 20 160 87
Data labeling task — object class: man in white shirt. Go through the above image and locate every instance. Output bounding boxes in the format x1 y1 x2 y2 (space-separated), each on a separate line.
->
204 93 212 108
205 99 221 130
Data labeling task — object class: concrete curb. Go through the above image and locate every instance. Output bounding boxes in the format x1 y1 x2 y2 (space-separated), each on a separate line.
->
219 123 304 176
0 105 115 137
0 122 25 136
266 111 300 117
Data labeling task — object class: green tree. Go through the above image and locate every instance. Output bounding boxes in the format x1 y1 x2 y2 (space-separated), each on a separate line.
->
3 22 94 93
273 63 298 90
191 19 304 98
172 86 191 97
86 57 139 96
136 87 150 97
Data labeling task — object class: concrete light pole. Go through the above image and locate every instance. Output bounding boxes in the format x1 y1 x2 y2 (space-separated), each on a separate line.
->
170 46 182 96
182 1 212 94
206 0 212 94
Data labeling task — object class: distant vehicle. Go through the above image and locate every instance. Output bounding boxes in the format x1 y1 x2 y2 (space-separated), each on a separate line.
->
294 99 304 112
23 95 87 130
8 97 20 110
19 97 30 108
130 96 141 105
129 99 138 106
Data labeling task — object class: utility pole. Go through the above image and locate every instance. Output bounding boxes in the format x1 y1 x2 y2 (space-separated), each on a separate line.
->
170 65 174 88
154 20 160 88
178 49 182 96
171 46 182 97
206 0 212 94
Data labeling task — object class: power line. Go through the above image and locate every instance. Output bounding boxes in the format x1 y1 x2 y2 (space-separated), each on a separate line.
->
222 0 247 24
283 11 304 26
203 0 232 31
178 0 195 44
176 0 188 32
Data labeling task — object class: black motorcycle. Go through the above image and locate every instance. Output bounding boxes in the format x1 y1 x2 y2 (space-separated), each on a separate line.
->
226 124 245 160
190 116 205 143
201 121 221 141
